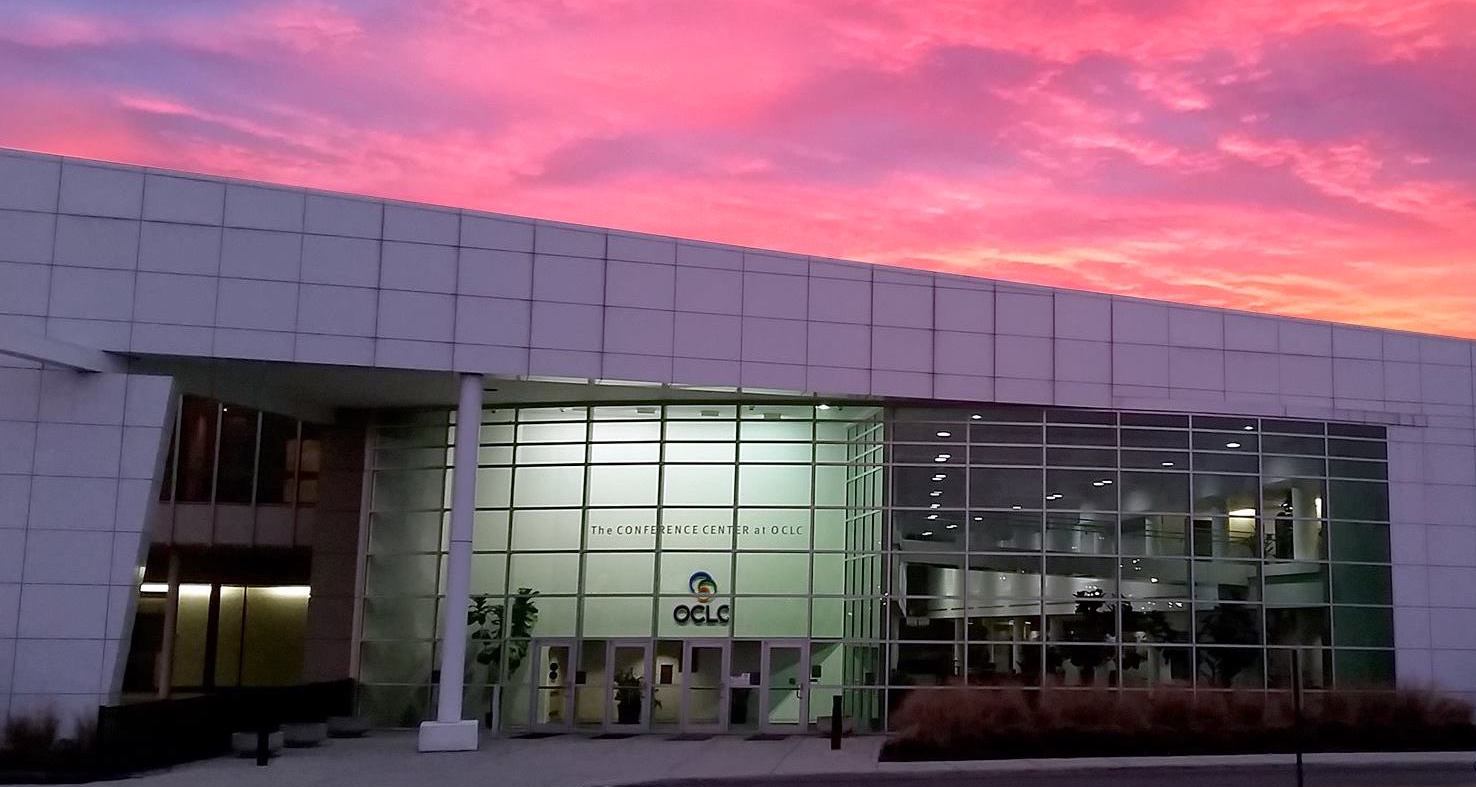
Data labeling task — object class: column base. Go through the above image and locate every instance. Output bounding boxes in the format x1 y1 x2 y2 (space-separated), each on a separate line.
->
417 720 480 752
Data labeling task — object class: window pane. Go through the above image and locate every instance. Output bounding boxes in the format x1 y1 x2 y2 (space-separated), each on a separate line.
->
1328 480 1389 522
215 406 257 504
1044 512 1116 554
1121 429 1189 449
1121 472 1189 514
1193 560 1260 602
894 466 964 507
970 467 1042 509
1043 556 1116 600
1194 604 1263 644
1328 439 1386 460
1332 607 1393 648
1121 558 1190 600
969 445 1041 465
968 424 1042 444
1266 607 1329 646
294 423 322 506
1121 515 1189 556
1334 649 1394 687
255 413 297 504
175 395 218 503
1329 521 1390 563
967 511 1041 552
1331 564 1391 605
1045 469 1117 511
1046 426 1116 446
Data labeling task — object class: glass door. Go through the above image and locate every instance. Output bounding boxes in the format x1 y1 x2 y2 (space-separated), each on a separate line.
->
760 640 809 733
682 640 728 732
606 640 652 731
530 639 575 731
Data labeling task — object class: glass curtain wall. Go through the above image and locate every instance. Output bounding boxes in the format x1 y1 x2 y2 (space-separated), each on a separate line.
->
358 401 1393 730
890 405 1394 699
359 403 886 729
157 394 322 506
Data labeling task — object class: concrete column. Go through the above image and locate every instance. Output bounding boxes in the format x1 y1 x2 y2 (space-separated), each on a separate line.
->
156 551 181 699
418 373 483 752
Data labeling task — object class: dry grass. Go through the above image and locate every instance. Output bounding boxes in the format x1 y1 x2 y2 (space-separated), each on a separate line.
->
883 683 1476 761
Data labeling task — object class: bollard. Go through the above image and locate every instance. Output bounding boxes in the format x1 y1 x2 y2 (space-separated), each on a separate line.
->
830 695 842 750
1292 649 1304 787
256 728 270 767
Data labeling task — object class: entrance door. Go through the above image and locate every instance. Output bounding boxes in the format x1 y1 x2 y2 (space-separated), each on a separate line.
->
681 641 728 732
606 640 652 731
760 640 809 733
530 639 575 731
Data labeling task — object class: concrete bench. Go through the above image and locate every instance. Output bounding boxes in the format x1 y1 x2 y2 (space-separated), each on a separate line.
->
231 730 283 758
327 716 371 738
283 721 329 748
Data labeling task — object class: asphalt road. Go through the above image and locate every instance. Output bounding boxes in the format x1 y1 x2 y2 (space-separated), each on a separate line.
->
629 764 1476 787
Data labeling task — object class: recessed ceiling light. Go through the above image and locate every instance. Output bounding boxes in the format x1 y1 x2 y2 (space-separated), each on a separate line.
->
1226 442 1241 449
932 474 946 481
817 403 831 410
930 491 942 497
971 414 982 420
929 503 940 509
927 514 939 520
1101 479 1113 485
920 531 933 537
973 516 983 521
945 524 958 530
1161 461 1175 467
1150 577 1160 583
1243 425 1254 431
1011 505 1022 510
936 431 951 438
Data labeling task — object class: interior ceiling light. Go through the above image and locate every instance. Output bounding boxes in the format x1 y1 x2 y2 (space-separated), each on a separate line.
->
936 431 951 438
971 414 982 420
817 403 831 410
926 514 939 520
1226 441 1242 448
1243 425 1255 431
920 531 933 537
1161 461 1175 467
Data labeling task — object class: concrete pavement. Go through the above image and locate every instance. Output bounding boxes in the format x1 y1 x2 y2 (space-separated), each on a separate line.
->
50 732 1476 787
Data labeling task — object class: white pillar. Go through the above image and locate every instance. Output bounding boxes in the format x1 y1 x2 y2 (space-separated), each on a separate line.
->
418 373 483 752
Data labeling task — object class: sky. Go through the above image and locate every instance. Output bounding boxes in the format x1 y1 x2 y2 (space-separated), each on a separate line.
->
2 1 1474 339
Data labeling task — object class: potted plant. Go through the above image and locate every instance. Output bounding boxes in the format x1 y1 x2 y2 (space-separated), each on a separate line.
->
467 588 540 728
613 669 652 725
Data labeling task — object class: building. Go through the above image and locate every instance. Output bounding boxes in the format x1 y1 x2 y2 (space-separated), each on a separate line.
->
0 147 1472 751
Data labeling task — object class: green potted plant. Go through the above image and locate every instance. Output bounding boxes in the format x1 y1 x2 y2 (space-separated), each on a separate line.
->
467 588 540 727
613 669 654 725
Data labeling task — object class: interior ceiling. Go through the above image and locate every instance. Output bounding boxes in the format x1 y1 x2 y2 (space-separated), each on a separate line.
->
128 356 855 422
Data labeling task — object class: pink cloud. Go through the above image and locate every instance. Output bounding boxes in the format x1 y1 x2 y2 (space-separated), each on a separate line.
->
0 0 1473 339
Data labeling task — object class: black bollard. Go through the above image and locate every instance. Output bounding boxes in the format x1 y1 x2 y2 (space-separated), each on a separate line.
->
830 695 842 750
1292 649 1304 787
256 727 270 767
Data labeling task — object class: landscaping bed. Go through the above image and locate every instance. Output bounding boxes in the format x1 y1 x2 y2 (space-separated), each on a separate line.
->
880 686 1476 761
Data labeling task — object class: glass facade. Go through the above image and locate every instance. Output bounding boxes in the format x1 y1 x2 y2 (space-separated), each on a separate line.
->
158 394 322 506
357 402 1392 731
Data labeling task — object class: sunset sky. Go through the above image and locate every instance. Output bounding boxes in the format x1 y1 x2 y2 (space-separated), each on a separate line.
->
2 1 1474 339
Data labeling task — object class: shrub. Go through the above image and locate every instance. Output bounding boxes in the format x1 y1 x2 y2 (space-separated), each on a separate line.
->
0 709 97 773
880 687 1476 761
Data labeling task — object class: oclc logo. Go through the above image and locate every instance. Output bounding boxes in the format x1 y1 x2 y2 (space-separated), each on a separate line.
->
673 570 731 625
689 571 718 603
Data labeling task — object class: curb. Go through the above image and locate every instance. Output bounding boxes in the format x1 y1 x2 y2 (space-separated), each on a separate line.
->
615 751 1476 787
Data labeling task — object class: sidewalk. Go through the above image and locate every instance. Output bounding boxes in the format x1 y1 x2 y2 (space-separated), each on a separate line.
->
87 732 1476 787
